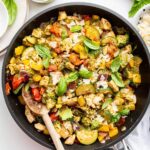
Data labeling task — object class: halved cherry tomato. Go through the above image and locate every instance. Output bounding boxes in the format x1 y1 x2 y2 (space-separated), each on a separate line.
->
48 64 57 72
5 82 11 95
31 88 41 102
50 113 58 122
12 75 24 90
83 15 90 21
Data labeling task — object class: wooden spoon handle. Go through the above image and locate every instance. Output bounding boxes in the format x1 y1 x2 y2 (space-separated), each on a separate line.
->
42 113 65 150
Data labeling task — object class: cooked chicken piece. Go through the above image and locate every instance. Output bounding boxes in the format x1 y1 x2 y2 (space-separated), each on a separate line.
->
108 80 119 92
25 105 36 123
63 121 73 134
34 123 46 132
64 134 76 145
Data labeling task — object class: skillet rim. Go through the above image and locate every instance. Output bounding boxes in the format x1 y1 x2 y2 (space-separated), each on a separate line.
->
2 2 150 149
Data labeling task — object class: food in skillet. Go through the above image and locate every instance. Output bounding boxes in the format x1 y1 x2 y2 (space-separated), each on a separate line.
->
5 11 142 145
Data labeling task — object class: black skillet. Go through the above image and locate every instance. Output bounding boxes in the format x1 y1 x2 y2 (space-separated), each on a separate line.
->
2 2 150 150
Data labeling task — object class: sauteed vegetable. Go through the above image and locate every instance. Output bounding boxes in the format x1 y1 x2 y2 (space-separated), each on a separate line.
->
5 11 142 145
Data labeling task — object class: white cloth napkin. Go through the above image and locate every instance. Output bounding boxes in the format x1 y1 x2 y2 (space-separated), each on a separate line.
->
124 105 150 150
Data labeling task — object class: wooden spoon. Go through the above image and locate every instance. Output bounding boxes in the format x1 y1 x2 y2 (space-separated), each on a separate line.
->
22 88 64 150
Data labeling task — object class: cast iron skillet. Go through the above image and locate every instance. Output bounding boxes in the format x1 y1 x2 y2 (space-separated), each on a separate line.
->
2 2 150 150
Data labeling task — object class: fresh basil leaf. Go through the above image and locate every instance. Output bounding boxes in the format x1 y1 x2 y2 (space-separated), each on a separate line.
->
79 68 93 79
129 0 150 17
102 98 112 109
70 25 82 32
84 38 100 50
111 113 121 123
111 56 122 72
66 72 79 83
120 109 130 116
3 0 17 25
111 72 124 87
35 44 51 58
42 58 49 69
56 77 67 96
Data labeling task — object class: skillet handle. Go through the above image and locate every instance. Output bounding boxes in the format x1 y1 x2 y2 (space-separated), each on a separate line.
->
112 140 128 150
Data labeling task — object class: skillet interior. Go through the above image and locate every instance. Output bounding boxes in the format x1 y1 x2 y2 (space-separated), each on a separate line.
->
2 3 150 150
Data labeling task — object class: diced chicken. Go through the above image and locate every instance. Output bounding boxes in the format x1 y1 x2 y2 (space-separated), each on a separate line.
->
63 97 78 106
59 127 70 139
32 28 44 38
63 121 73 134
100 18 112 30
108 80 119 92
58 11 67 20
25 105 35 123
39 76 49 87
64 134 76 145
34 123 46 132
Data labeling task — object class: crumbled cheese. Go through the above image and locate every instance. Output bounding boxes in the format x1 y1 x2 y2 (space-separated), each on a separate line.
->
82 79 91 84
137 10 150 46
48 41 57 49
50 72 62 85
95 115 104 123
111 103 118 112
96 81 108 89
70 33 82 45
95 54 110 68
93 96 102 105
62 96 69 102
84 94 103 108
90 72 98 83
102 54 110 62
67 21 76 29
107 103 118 115
85 94 96 108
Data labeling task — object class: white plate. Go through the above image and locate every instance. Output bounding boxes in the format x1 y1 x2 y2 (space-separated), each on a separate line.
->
32 0 54 3
0 0 29 56
135 5 150 51
0 1 9 38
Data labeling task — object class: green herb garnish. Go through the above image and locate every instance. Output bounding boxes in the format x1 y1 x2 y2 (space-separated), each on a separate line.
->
129 0 150 17
3 0 17 25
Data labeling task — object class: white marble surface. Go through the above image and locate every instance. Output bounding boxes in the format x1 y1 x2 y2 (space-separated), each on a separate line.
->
0 0 149 150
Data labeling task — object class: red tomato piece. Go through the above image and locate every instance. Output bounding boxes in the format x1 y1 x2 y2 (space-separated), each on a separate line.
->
83 15 90 20
12 75 24 90
31 88 41 102
50 113 58 122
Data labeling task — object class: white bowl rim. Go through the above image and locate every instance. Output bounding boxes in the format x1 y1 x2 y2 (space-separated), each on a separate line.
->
0 1 9 38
